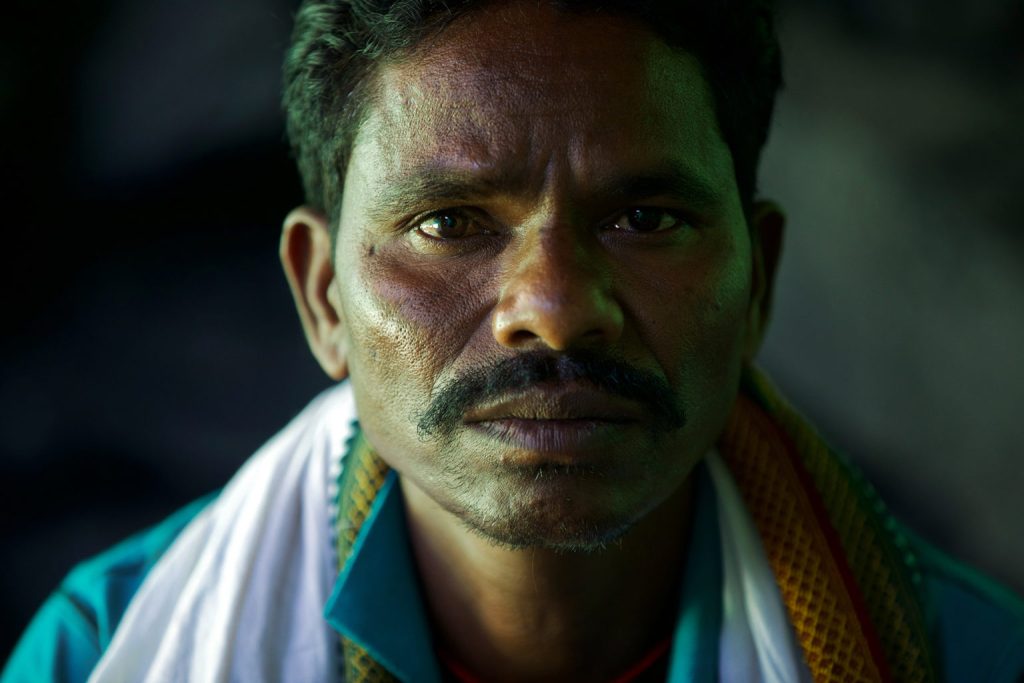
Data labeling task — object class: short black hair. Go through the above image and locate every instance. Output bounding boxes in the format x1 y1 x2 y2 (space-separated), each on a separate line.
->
283 0 782 230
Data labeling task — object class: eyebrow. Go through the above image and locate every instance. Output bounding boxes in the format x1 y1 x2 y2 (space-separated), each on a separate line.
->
598 163 726 214
365 161 726 223
366 167 530 224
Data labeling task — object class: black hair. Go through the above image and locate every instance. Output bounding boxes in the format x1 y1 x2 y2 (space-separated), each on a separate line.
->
283 0 782 229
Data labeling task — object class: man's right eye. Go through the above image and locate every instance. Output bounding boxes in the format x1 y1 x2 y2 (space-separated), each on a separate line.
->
414 211 479 240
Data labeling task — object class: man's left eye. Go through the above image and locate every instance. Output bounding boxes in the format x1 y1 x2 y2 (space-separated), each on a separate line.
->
610 208 687 233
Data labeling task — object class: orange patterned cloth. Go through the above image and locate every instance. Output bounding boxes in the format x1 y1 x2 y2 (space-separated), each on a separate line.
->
722 366 938 682
335 365 939 682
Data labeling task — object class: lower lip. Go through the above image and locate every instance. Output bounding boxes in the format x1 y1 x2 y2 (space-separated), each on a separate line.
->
468 418 634 453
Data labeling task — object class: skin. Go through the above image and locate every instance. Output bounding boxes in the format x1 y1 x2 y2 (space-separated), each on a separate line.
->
281 3 784 681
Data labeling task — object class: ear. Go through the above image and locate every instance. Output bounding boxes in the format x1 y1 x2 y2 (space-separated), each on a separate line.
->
743 200 785 360
280 206 348 380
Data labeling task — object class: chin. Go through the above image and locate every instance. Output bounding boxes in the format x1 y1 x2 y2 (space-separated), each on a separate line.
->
445 468 655 553
461 510 637 554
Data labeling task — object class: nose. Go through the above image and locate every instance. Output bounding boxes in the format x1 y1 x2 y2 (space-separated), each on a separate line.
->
492 228 624 351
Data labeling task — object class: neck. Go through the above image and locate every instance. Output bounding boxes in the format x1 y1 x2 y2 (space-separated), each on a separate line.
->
401 477 694 683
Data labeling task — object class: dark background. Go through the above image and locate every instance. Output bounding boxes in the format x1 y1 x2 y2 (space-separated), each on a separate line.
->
2 0 1022 662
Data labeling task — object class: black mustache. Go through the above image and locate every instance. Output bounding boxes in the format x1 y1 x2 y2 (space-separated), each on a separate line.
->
416 350 685 439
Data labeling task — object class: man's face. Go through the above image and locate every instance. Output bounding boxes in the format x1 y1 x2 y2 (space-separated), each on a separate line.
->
325 3 765 549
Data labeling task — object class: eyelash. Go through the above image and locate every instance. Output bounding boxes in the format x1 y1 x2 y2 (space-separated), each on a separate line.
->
410 207 691 242
413 210 488 241
609 207 691 234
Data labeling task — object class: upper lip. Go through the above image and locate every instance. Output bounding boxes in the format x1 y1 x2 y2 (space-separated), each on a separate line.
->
463 382 647 423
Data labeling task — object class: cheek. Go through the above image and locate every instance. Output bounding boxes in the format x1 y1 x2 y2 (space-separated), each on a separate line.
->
623 239 751 417
692 254 752 349
694 260 752 378
339 242 495 415
677 256 752 437
628 244 750 354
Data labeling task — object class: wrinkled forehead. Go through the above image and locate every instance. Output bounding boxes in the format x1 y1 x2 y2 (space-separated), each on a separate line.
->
349 3 734 198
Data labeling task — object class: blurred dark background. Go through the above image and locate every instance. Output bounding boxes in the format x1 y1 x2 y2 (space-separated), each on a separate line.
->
2 0 1022 661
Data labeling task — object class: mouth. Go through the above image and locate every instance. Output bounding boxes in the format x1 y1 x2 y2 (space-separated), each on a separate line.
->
463 383 646 453
467 417 633 453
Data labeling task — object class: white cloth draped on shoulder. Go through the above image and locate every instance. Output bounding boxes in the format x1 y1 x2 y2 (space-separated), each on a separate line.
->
88 386 354 683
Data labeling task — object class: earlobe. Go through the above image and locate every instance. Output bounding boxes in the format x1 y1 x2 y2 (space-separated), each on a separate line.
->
280 206 349 380
744 200 786 360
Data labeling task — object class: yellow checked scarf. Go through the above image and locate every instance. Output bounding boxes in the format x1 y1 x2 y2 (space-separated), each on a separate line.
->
335 366 940 682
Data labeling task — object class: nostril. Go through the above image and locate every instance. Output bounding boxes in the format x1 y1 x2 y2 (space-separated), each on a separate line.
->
506 329 540 347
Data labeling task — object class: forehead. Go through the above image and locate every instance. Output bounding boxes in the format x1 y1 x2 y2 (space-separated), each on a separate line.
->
348 2 735 206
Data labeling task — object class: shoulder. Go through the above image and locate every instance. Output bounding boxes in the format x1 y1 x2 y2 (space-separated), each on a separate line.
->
1 494 216 683
2 387 354 683
906 527 1024 682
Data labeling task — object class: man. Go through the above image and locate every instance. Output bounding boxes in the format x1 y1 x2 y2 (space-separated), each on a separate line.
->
5 0 1024 681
